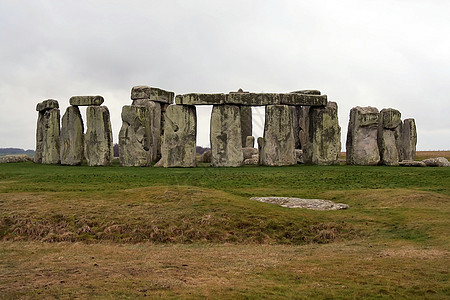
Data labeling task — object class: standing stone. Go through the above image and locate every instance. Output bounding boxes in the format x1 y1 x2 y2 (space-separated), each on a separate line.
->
378 108 402 166
60 106 84 165
304 102 341 165
240 106 252 147
210 105 244 167
401 118 417 161
85 106 113 166
35 100 60 164
298 106 310 151
346 106 380 165
259 105 296 166
119 105 152 167
132 99 161 162
245 136 255 148
162 105 197 167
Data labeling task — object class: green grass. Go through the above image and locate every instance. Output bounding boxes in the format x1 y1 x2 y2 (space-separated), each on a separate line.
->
0 162 449 298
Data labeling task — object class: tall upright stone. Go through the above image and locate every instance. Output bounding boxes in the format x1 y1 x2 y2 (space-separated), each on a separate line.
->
259 105 296 166
377 108 402 166
346 106 380 165
60 106 84 165
210 105 244 167
304 102 341 165
85 106 113 166
35 100 60 164
401 118 417 161
119 105 152 167
132 99 161 162
298 106 311 151
162 105 197 168
240 106 252 147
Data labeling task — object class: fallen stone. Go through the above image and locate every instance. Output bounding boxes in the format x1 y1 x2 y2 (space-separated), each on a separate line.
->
244 157 259 165
245 136 255 148
259 105 296 166
240 106 252 147
153 157 164 167
399 160 426 167
0 154 33 163
378 108 402 166
250 197 349 210
295 149 303 164
69 95 104 106
210 105 243 167
131 86 174 104
402 118 417 161
199 150 212 163
60 106 84 165
422 157 450 167
175 94 225 105
84 106 114 166
36 99 59 112
279 93 328 106
162 105 197 167
304 102 341 165
346 106 380 166
119 105 152 167
226 93 280 106
243 147 258 160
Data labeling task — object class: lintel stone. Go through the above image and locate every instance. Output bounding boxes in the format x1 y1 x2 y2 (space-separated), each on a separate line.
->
175 93 225 105
131 86 174 104
280 93 327 106
225 93 280 106
69 95 104 106
36 99 59 112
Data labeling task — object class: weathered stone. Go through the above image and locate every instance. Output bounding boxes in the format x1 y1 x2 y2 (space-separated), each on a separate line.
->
132 99 162 162
84 106 113 166
243 147 258 160
175 94 225 105
244 157 259 165
279 93 328 106
291 90 321 95
69 95 104 106
304 102 341 165
399 160 426 167
240 106 252 147
199 150 212 163
119 105 152 167
259 105 296 166
298 106 310 151
210 105 243 167
295 149 304 164
153 157 164 167
36 99 59 112
0 154 33 163
225 93 280 106
250 197 349 210
378 108 402 166
35 107 61 164
422 157 450 167
346 106 380 166
162 105 197 167
245 136 255 148
131 86 174 104
60 106 84 165
401 118 417 161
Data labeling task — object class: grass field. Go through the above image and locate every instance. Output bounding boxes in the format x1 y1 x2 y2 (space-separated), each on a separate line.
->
1 154 449 299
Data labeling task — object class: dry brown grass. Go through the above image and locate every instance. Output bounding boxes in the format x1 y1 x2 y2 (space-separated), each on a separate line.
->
415 151 450 160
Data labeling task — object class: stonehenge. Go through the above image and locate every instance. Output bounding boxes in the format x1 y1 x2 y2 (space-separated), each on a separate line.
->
34 85 418 168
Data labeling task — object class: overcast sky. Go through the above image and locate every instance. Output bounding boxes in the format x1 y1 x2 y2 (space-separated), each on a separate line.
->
1 0 449 151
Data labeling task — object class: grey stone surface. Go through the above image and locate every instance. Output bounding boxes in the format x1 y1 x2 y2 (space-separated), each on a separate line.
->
210 105 244 167
295 149 304 164
244 157 259 165
399 160 426 167
346 106 380 165
132 99 162 162
304 102 341 165
0 154 33 163
401 118 417 161
36 99 59 112
162 105 197 167
175 94 225 105
243 147 258 160
35 107 61 164
279 93 328 106
422 157 450 167
119 105 152 167
226 93 280 106
290 90 321 95
60 106 84 165
69 95 104 106
84 106 113 166
298 106 310 151
378 108 402 166
250 197 349 210
245 136 255 148
199 150 212 163
131 86 174 104
259 105 296 166
240 106 252 147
